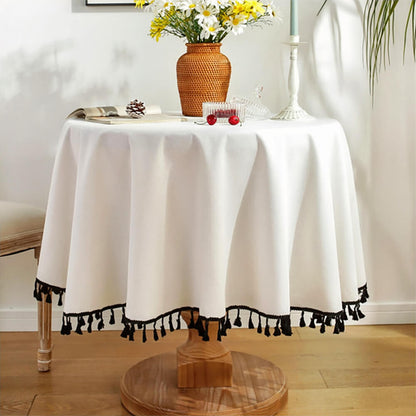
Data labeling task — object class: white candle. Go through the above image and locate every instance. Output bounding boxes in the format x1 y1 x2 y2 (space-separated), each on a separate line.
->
290 0 298 36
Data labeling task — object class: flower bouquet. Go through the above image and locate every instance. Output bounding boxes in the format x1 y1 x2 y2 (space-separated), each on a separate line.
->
135 0 278 43
135 0 279 116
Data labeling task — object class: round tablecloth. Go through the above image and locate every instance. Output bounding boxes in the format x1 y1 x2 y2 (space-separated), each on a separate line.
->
35 118 368 340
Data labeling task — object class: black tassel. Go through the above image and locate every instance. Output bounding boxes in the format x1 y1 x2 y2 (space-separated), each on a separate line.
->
352 307 359 321
46 292 52 304
357 308 365 319
360 285 369 302
248 311 254 329
347 304 354 316
142 324 147 343
257 315 262 334
60 316 71 335
273 318 281 336
189 309 195 328
169 314 174 332
95 311 101 320
264 318 271 337
60 316 66 335
75 320 83 335
202 320 209 342
120 324 129 338
87 314 93 333
325 316 332 326
309 317 316 328
129 324 135 341
153 323 159 341
67 317 72 332
58 292 63 306
339 319 345 332
217 322 222 341
109 309 115 325
98 318 104 331
160 318 166 337
341 308 348 320
197 319 205 337
75 316 84 334
320 321 326 334
220 318 227 336
315 313 323 324
195 316 204 337
225 311 232 329
281 316 292 336
176 312 181 330
333 318 340 334
299 311 306 327
233 308 242 327
36 289 43 302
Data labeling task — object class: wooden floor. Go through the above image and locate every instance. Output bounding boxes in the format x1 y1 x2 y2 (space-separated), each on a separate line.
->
1 324 415 416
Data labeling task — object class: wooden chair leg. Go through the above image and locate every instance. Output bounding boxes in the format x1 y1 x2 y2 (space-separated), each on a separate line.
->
37 291 52 372
35 245 52 372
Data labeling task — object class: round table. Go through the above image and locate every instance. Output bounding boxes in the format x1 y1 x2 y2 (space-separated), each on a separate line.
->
35 117 367 415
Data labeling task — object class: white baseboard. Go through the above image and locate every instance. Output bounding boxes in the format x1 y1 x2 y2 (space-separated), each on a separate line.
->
0 302 415 332
290 302 416 326
0 308 125 332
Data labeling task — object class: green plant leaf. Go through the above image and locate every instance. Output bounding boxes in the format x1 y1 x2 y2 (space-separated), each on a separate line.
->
320 0 416 95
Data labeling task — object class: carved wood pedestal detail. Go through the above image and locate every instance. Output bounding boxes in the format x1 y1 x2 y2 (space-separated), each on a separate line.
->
120 312 288 415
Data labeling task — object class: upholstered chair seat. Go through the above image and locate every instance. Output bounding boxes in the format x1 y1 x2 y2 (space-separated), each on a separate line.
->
0 201 45 257
0 200 48 371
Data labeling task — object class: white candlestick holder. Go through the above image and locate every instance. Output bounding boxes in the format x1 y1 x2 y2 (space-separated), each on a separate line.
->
272 35 312 121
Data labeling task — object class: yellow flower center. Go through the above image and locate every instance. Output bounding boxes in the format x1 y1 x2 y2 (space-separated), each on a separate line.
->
203 10 211 17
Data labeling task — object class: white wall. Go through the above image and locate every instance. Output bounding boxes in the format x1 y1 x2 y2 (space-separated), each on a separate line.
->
0 0 415 330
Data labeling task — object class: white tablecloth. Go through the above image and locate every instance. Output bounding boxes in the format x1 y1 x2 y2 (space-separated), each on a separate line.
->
36 118 367 338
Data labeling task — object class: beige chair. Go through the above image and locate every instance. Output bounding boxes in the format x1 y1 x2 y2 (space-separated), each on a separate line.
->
0 201 51 372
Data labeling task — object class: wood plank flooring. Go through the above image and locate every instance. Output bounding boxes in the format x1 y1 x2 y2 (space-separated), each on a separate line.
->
1 324 415 415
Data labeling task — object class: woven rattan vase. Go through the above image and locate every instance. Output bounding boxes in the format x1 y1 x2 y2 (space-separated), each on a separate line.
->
176 43 231 117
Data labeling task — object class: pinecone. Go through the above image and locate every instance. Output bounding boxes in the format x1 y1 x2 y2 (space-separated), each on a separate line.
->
126 99 146 118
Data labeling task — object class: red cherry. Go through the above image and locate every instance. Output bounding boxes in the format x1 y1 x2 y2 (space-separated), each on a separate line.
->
206 114 217 125
228 115 240 125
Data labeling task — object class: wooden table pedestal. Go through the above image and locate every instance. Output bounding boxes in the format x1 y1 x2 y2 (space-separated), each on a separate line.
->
120 312 288 415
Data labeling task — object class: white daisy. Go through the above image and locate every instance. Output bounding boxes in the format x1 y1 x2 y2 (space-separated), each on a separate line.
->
201 19 221 39
264 2 281 19
151 0 173 13
178 0 199 16
225 14 247 35
195 3 218 25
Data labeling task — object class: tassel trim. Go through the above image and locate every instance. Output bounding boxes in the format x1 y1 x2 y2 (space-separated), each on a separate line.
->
33 278 369 342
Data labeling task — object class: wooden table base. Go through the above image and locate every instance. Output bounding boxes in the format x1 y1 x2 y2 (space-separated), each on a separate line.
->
120 351 288 416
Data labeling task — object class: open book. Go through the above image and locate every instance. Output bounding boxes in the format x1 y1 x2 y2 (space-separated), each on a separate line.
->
67 105 187 124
